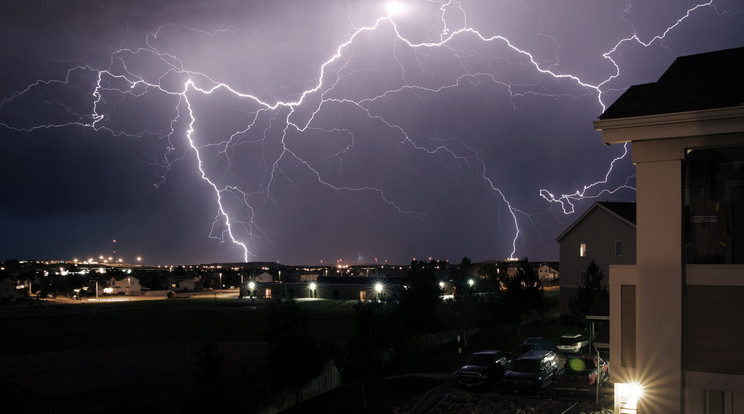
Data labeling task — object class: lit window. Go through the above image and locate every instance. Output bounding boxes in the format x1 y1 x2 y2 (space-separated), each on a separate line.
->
616 240 623 256
580 243 587 257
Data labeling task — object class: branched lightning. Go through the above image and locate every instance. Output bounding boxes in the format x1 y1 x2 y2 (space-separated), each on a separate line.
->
0 0 729 262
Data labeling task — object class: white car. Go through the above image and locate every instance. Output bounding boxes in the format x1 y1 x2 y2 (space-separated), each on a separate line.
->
557 333 589 353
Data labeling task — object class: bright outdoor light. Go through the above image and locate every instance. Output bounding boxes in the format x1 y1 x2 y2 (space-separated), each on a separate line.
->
467 278 475 287
439 281 445 289
615 381 644 414
248 281 256 290
627 382 644 399
309 282 317 291
374 282 384 293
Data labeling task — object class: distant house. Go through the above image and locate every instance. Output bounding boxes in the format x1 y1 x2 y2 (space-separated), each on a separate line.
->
555 201 636 318
107 275 142 295
255 272 273 283
170 277 198 292
260 276 403 301
537 262 559 285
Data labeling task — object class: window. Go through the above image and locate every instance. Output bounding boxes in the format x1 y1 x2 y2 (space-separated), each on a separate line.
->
580 243 587 257
615 241 623 256
684 146 744 264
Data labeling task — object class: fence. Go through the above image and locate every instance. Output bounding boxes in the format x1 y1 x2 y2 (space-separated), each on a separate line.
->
257 360 341 414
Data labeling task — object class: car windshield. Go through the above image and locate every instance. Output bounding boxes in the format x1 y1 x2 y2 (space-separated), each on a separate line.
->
467 354 495 366
511 359 540 373
559 337 582 345
564 358 596 375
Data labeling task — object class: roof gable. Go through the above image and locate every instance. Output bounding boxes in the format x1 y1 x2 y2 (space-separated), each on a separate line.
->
555 202 636 242
600 47 744 120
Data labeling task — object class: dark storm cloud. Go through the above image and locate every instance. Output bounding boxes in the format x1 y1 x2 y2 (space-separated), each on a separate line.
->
1 0 743 265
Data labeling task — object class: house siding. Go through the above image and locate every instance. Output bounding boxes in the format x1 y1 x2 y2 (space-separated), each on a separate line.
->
559 206 636 317
686 285 744 375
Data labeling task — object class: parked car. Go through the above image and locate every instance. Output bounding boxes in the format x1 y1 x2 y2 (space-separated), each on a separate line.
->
519 337 557 355
503 350 560 395
554 354 609 396
557 333 589 354
457 350 509 390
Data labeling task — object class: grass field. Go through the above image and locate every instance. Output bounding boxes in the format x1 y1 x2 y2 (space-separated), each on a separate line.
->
0 290 586 413
0 297 357 354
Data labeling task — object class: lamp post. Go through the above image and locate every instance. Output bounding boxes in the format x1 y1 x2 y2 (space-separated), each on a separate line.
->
309 282 317 298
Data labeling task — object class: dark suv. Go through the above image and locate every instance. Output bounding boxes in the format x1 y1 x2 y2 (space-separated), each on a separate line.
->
503 349 560 395
456 350 508 390
519 337 557 355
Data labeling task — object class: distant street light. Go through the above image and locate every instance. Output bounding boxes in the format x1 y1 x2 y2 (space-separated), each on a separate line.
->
374 282 384 301
467 278 475 288
248 281 256 297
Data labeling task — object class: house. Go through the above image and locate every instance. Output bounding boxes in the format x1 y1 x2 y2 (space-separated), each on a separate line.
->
259 276 403 301
107 275 142 295
537 262 559 285
555 201 637 318
593 46 744 413
255 272 273 283
170 277 198 292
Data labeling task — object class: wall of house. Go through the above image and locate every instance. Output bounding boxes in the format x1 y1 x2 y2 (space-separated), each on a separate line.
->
559 207 636 317
605 131 744 414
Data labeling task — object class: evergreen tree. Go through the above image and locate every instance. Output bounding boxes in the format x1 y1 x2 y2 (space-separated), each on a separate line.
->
264 295 323 406
570 260 609 317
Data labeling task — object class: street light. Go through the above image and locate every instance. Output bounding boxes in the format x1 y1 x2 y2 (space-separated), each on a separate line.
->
374 282 384 301
248 281 256 297
467 278 475 288
309 282 317 298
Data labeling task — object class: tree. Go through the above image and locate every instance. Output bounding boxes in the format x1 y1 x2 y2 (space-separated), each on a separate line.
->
395 260 442 335
335 301 396 407
263 295 323 406
570 260 609 317
498 258 544 325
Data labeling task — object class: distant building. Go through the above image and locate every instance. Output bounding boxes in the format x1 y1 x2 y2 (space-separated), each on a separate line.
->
107 275 142 295
594 46 744 413
259 276 403 301
170 277 198 292
255 272 273 283
537 262 559 285
556 201 636 318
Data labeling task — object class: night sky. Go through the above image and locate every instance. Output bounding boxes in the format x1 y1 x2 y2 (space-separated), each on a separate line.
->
1 1 742 266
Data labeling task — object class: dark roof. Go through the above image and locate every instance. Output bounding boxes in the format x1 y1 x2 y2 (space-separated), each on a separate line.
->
600 47 744 119
556 202 636 242
597 201 636 225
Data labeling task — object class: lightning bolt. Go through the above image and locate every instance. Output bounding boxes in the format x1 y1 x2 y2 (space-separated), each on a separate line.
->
0 0 733 262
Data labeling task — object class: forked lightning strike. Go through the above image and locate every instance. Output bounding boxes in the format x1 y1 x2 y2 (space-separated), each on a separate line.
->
0 1 723 261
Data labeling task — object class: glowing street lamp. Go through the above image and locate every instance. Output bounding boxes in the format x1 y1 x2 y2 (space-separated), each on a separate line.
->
248 281 256 297
615 381 644 414
467 278 475 288
374 282 384 301
309 281 317 298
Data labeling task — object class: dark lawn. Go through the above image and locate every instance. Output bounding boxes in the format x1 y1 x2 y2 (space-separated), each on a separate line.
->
281 376 444 414
0 298 356 354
